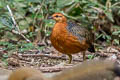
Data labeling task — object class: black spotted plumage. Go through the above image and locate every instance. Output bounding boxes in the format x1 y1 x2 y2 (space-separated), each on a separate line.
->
66 21 95 52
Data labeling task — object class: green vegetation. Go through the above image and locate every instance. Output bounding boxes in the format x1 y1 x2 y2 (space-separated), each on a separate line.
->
0 0 120 56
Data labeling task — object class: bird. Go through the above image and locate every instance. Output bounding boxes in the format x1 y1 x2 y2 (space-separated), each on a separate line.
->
50 60 120 80
48 13 95 64
8 67 45 80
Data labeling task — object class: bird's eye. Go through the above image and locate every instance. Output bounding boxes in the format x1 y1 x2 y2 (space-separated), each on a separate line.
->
55 15 61 18
55 15 59 17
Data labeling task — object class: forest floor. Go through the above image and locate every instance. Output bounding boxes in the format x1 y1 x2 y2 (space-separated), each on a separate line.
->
0 41 120 78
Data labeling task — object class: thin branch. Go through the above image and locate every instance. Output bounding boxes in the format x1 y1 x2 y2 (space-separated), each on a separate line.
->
7 5 31 43
112 2 120 7
33 0 45 25
39 66 73 73
90 6 103 13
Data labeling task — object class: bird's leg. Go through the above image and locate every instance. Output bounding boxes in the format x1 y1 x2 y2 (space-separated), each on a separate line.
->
67 54 72 64
82 51 86 61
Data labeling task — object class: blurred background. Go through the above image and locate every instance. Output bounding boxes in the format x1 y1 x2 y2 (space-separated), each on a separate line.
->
0 0 120 69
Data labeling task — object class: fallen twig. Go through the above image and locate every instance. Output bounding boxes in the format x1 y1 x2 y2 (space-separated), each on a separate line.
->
39 66 73 73
7 5 31 43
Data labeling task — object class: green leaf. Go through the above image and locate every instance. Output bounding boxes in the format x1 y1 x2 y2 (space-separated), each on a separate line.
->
1 59 8 66
14 2 27 8
114 39 119 45
0 22 4 28
0 1 4 8
104 11 114 22
2 54 9 59
106 35 111 40
57 0 74 8
118 10 120 15
88 54 94 59
15 0 25 2
112 31 120 35
0 16 14 29
27 0 41 3
96 34 103 40
46 31 51 36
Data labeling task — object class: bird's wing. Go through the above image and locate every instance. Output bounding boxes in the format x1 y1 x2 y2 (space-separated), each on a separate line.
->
66 21 93 42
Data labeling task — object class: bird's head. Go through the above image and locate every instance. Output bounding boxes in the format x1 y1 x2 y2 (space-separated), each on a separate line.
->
48 13 67 22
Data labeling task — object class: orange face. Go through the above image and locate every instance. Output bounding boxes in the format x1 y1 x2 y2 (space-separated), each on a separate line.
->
48 13 67 22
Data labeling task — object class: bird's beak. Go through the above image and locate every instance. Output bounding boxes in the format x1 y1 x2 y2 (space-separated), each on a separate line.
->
48 16 53 19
